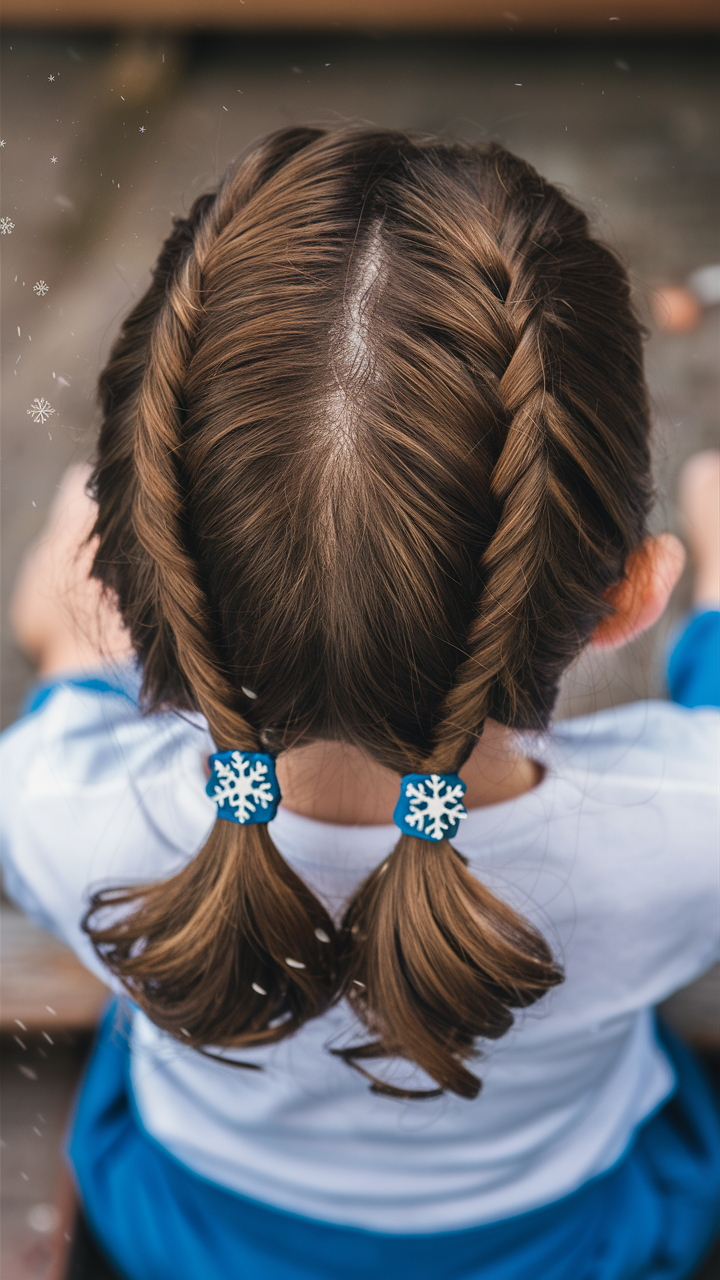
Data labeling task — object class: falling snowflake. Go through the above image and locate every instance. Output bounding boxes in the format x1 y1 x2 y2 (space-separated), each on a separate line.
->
0 140 5 148
1 216 15 234
139 126 146 133
403 775 468 841
27 398 55 425
50 156 58 164
209 752 275 823
48 75 55 82
33 280 49 296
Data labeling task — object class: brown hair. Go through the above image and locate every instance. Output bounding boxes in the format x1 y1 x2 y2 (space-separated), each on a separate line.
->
85 127 652 1099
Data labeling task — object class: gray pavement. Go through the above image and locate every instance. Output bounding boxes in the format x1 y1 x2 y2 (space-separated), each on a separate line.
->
1 30 718 1280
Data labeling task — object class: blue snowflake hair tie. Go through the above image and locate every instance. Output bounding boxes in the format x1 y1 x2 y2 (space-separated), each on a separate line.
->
206 751 282 825
393 773 468 842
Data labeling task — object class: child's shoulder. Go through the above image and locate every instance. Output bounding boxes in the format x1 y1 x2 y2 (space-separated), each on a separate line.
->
534 700 718 927
548 699 718 791
1 668 213 897
2 665 207 784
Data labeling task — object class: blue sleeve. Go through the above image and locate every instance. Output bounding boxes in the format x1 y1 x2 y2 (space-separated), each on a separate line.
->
666 609 720 710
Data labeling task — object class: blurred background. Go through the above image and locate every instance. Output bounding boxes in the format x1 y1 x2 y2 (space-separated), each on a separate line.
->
1 2 719 1277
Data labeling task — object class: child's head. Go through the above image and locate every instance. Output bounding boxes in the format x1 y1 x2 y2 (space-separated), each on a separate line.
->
86 127 653 1097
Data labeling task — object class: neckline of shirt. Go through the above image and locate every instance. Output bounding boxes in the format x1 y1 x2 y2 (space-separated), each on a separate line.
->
269 745 560 870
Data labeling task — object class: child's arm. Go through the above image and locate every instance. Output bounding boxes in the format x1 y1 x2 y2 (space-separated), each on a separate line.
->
678 450 720 612
666 450 720 710
2 472 210 960
9 464 133 679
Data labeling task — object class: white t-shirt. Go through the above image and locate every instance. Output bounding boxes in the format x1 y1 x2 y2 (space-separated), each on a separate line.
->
1 670 718 1233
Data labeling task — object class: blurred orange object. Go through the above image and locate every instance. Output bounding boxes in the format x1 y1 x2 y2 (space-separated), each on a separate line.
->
651 286 704 334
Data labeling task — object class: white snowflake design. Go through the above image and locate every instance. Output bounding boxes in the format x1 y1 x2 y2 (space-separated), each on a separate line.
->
403 775 467 841
0 216 15 234
27 397 55 425
33 280 49 296
210 752 276 823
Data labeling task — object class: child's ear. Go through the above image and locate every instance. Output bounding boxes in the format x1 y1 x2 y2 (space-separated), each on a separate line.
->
590 533 686 651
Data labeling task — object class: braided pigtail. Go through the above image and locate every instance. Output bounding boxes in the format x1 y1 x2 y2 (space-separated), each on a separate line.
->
85 129 339 1051
336 394 565 1098
337 834 559 1099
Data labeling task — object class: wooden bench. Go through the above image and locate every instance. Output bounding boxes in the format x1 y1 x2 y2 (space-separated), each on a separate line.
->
4 0 719 29
0 906 109 1032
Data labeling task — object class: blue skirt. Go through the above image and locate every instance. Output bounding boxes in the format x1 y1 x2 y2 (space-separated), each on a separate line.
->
68 1003 719 1280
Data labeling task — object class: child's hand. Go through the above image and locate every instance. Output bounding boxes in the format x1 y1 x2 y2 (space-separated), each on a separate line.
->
9 464 134 679
678 450 720 610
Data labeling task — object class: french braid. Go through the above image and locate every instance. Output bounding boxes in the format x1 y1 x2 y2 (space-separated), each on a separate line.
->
86 129 340 1052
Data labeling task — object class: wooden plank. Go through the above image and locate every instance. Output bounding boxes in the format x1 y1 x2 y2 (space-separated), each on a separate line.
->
3 0 719 30
0 907 109 1032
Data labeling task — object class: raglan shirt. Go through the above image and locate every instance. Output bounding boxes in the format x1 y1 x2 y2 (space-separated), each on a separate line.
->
1 666 718 1233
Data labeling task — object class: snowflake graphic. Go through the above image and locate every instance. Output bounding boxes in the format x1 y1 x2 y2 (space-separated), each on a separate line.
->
209 751 276 824
403 775 468 842
0 216 14 234
27 398 55 425
139 126 146 133
0 140 5 148
48 75 55 82
51 156 58 164
33 280 49 296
